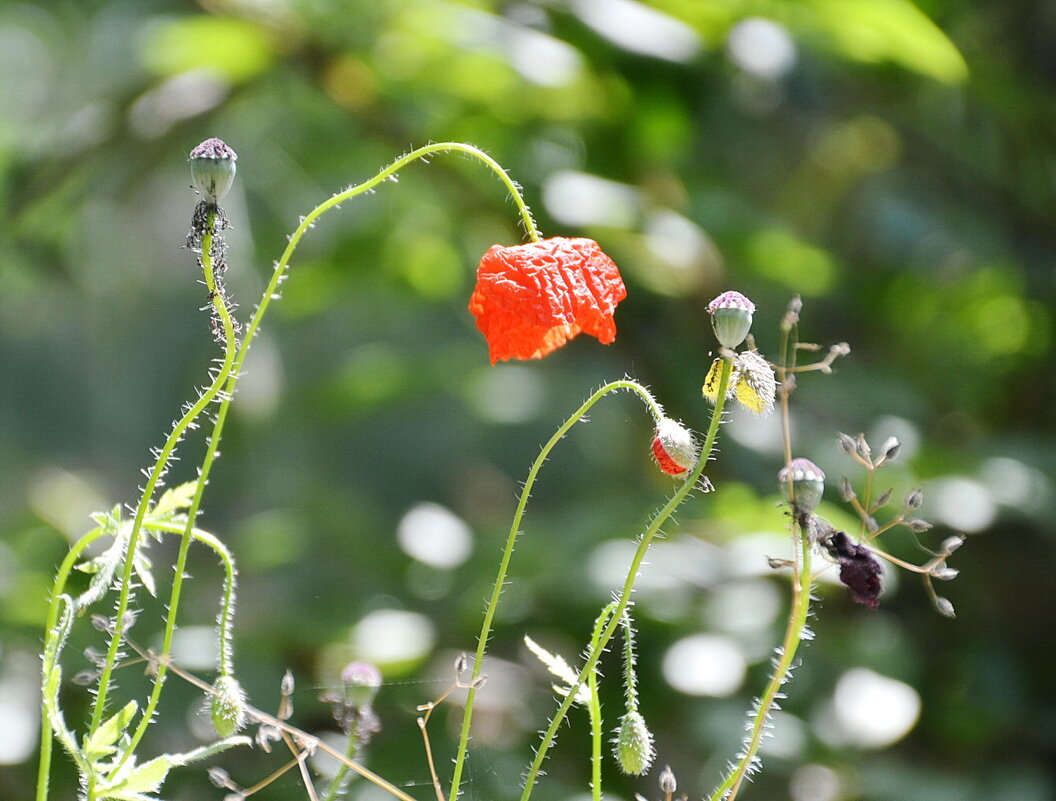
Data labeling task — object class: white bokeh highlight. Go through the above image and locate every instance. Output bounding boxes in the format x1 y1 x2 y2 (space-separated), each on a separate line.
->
663 634 747 697
397 502 473 569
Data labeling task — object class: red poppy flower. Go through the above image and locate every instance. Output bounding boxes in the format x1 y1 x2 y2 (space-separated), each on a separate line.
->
469 237 627 364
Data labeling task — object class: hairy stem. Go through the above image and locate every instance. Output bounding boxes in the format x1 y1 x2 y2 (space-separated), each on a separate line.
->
706 527 812 801
449 380 664 799
87 214 237 740
114 212 239 772
518 359 733 801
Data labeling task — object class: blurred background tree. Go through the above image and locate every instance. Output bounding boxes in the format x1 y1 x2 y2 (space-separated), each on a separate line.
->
1 1 1054 800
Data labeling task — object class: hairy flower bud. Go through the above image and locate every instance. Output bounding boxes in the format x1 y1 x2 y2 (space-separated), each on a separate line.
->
779 458 826 513
651 418 699 477
210 675 247 737
706 290 755 349
190 138 238 204
613 710 655 775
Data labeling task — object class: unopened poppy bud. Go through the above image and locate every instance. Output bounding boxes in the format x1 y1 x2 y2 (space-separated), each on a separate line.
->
779 458 825 513
341 660 383 709
190 138 238 204
934 596 956 618
706 290 755 348
210 675 247 737
906 488 924 509
651 418 699 477
613 710 655 775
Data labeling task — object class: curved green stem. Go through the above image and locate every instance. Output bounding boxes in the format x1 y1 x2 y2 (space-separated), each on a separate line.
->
517 360 733 801
114 214 238 772
88 212 236 738
448 380 664 800
36 523 114 801
706 524 813 801
39 141 545 801
587 604 617 801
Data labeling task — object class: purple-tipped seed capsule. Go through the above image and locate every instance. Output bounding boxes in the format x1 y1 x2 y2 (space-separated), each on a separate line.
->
190 138 238 204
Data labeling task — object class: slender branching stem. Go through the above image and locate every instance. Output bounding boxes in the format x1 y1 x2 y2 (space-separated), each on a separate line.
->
112 212 240 776
705 528 813 801
87 214 238 742
517 360 733 801
448 380 664 800
38 141 545 801
587 604 617 801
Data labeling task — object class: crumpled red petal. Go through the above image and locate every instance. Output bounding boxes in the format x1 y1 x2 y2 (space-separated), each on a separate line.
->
468 237 627 364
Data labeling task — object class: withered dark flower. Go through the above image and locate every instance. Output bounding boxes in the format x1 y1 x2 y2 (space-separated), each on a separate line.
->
824 531 882 609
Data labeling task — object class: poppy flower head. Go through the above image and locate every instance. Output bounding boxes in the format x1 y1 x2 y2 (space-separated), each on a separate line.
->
469 237 627 364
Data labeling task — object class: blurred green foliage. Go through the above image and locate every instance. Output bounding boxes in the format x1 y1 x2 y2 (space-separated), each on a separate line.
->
1 1 1054 800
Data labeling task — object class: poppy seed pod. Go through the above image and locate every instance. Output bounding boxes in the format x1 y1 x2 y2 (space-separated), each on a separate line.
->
706 290 755 349
341 660 383 709
190 138 238 204
651 417 699 477
779 458 826 513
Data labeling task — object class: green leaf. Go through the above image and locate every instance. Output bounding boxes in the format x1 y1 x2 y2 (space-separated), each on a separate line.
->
524 635 591 705
133 552 156 597
169 735 251 765
83 701 138 761
107 755 171 795
151 481 199 517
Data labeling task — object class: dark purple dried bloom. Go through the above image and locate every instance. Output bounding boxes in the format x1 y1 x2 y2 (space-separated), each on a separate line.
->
825 531 882 609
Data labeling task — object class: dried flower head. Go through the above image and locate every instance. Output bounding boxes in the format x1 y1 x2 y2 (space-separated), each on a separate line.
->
779 458 825 514
823 531 883 609
734 350 777 415
706 290 755 348
189 138 238 205
651 418 699 477
702 351 776 416
468 237 626 364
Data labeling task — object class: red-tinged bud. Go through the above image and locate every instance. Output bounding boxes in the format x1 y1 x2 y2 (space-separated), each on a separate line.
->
651 418 699 477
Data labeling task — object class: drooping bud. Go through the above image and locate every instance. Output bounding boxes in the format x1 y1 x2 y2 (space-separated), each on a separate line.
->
190 138 238 204
341 660 383 709
651 418 700 477
210 674 247 736
706 290 755 349
613 710 656 775
779 458 826 514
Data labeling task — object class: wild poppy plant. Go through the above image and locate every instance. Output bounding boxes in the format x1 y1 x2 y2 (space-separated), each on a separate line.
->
468 237 627 364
